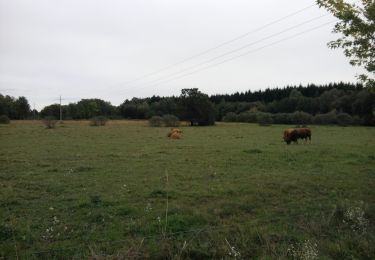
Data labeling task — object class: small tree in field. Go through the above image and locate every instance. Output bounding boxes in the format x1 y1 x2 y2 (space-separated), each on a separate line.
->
257 112 273 126
237 111 257 123
90 116 108 126
222 112 238 122
43 116 57 129
291 111 313 125
162 114 180 127
149 116 163 127
178 88 216 126
0 115 10 124
336 112 353 126
313 110 337 125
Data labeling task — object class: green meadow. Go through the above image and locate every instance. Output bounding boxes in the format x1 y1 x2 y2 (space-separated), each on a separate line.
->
0 121 374 259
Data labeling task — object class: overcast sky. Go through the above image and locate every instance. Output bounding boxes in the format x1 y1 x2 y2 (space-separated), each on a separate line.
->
0 0 363 110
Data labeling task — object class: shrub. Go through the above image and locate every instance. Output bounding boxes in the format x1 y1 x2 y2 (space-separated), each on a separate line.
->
0 224 16 241
237 111 257 123
256 112 273 126
272 113 292 124
90 116 108 126
0 115 10 124
352 115 361 125
291 111 313 125
42 116 57 129
360 115 375 126
336 113 353 126
222 112 238 122
313 111 337 125
162 114 180 127
149 116 163 127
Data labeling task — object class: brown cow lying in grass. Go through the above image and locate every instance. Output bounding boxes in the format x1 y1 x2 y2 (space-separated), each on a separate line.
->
283 127 311 144
167 128 182 139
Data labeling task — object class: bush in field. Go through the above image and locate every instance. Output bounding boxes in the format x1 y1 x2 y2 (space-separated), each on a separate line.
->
336 113 354 126
257 112 273 126
291 111 313 125
272 113 292 124
0 115 10 124
237 111 257 123
42 116 57 129
149 116 164 127
162 114 180 127
90 116 108 126
360 115 375 126
313 111 337 125
352 115 361 125
222 112 238 122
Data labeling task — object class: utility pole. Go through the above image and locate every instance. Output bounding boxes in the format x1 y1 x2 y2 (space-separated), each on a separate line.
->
59 95 62 122
33 103 36 120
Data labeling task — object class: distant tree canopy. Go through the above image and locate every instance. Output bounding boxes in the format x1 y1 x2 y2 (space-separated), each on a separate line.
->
40 99 117 119
119 98 150 119
0 94 31 119
2 82 375 125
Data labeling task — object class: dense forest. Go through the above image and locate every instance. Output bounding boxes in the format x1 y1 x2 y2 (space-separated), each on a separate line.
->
1 82 374 125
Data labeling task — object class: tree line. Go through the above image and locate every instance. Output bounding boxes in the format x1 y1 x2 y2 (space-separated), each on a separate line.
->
0 95 32 120
1 82 374 126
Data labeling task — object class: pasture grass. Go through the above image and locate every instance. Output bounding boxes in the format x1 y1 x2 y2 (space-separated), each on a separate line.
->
0 120 374 258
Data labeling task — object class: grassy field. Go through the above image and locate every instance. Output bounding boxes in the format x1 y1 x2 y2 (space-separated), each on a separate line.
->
0 120 374 259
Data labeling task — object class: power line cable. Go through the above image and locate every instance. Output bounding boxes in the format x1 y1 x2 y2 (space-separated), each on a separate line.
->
149 20 337 89
117 19 337 95
129 14 329 90
108 3 319 88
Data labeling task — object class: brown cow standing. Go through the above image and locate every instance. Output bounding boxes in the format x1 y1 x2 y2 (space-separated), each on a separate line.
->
283 128 299 144
296 128 311 142
283 127 311 144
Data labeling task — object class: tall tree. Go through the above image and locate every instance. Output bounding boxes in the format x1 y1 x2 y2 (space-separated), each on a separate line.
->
76 99 116 118
178 88 216 126
14 96 30 119
317 0 375 88
0 95 14 117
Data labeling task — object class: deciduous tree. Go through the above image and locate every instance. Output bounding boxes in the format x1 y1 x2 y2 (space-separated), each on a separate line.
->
317 0 375 88
178 88 216 126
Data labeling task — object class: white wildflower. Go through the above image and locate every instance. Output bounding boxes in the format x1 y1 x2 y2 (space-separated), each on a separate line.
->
53 216 59 224
343 203 368 233
287 240 318 260
145 202 152 212
225 238 241 258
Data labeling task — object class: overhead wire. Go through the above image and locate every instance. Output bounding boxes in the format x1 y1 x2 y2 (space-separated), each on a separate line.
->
114 19 337 96
128 14 330 90
107 3 319 88
145 20 338 90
